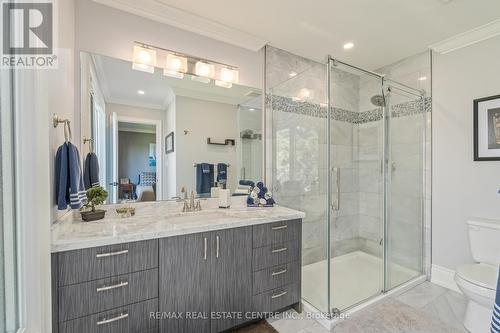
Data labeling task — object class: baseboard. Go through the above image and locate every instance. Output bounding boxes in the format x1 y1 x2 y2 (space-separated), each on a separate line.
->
430 264 461 293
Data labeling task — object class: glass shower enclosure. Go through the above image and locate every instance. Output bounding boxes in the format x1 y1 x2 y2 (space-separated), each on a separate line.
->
266 47 427 315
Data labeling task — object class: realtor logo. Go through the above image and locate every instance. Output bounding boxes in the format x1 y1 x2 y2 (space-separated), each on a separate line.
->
1 1 56 68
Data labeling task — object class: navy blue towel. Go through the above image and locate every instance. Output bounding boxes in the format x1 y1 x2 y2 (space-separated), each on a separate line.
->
492 266 500 333
196 163 214 195
83 152 100 189
217 163 227 184
55 142 87 210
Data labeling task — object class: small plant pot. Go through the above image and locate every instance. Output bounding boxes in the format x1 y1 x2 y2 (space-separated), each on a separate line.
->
80 209 106 222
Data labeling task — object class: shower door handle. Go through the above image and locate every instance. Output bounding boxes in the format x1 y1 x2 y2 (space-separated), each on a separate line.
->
332 167 340 211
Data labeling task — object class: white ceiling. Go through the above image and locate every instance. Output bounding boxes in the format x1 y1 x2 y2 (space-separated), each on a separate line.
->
92 54 261 109
95 0 500 69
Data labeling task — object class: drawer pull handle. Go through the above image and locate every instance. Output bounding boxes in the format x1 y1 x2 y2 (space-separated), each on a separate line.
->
271 225 287 230
271 291 287 299
97 312 129 326
271 247 287 253
96 249 128 258
216 235 220 258
204 237 208 260
96 281 129 292
271 269 287 276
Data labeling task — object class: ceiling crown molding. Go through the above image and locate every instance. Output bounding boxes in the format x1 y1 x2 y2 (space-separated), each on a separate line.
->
93 0 267 51
430 19 500 54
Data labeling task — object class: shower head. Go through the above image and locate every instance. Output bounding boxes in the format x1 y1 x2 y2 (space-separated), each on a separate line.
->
370 94 386 107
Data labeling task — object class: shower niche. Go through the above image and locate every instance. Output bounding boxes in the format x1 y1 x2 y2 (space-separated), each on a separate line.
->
265 46 430 319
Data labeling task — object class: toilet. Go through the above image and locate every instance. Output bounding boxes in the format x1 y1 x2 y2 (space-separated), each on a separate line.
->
455 218 500 333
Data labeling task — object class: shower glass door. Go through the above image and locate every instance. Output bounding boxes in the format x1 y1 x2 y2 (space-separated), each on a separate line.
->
328 59 385 312
266 47 329 313
383 81 425 290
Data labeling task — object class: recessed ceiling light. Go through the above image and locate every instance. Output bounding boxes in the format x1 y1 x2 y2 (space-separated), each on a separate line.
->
289 72 297 78
343 42 354 50
249 108 255 111
137 90 145 95
418 76 427 81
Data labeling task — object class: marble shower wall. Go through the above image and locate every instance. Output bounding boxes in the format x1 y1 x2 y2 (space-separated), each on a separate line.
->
266 46 432 277
266 46 329 266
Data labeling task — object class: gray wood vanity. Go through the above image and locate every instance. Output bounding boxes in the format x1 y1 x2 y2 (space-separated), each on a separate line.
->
51 203 303 333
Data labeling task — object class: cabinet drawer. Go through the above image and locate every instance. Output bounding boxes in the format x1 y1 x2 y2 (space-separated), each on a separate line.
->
252 284 299 313
59 298 158 333
252 240 300 271
252 220 300 248
59 269 158 322
58 239 158 286
252 261 300 295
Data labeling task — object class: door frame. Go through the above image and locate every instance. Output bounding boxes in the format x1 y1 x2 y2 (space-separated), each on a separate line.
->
115 115 163 201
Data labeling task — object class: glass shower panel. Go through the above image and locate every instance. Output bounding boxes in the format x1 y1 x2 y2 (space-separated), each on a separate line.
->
384 82 425 290
329 61 385 311
266 47 329 313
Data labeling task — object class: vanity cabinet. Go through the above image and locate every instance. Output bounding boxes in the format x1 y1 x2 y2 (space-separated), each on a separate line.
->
51 219 302 333
51 239 159 333
159 227 253 333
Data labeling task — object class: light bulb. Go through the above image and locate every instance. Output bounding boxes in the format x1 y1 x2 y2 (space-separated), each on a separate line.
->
195 61 215 78
132 45 156 74
219 67 239 83
166 54 187 73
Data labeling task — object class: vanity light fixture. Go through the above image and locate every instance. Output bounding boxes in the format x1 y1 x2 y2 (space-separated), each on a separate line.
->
195 61 215 79
343 42 354 50
132 41 239 85
191 76 211 84
215 80 232 88
164 53 188 79
132 45 156 73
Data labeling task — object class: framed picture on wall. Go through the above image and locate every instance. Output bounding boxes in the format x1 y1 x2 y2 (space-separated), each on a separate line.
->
474 94 500 161
165 132 174 154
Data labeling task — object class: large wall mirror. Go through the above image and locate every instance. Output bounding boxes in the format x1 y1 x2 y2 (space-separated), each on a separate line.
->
80 52 262 204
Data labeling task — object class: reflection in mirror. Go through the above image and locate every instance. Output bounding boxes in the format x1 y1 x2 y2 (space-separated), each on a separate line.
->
80 52 262 204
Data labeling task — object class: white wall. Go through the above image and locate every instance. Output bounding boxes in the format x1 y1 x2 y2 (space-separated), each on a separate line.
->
432 35 500 271
50 0 76 222
106 103 165 121
165 95 177 199
175 96 238 196
74 0 262 88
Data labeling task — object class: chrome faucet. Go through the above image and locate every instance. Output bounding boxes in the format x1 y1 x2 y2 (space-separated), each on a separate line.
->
182 189 201 212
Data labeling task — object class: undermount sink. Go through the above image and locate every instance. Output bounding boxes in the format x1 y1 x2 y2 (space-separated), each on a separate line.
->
165 210 235 224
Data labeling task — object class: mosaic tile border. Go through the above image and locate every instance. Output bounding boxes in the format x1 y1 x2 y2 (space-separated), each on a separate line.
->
267 95 431 124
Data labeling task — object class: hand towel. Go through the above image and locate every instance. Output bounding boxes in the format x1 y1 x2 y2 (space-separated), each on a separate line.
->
83 152 100 189
55 142 87 210
196 163 214 194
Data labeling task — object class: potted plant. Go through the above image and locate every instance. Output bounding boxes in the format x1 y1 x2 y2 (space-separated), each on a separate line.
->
80 186 108 222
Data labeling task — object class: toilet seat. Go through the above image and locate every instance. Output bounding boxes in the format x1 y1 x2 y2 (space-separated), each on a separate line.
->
456 263 498 290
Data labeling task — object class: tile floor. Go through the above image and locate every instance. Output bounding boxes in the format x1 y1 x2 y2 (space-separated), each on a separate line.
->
268 282 468 333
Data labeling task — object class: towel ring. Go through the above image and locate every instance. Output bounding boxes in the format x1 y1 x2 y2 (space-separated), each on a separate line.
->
83 137 94 152
53 114 72 142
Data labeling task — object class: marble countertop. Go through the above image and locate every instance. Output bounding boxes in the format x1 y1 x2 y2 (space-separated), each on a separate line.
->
51 197 305 253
